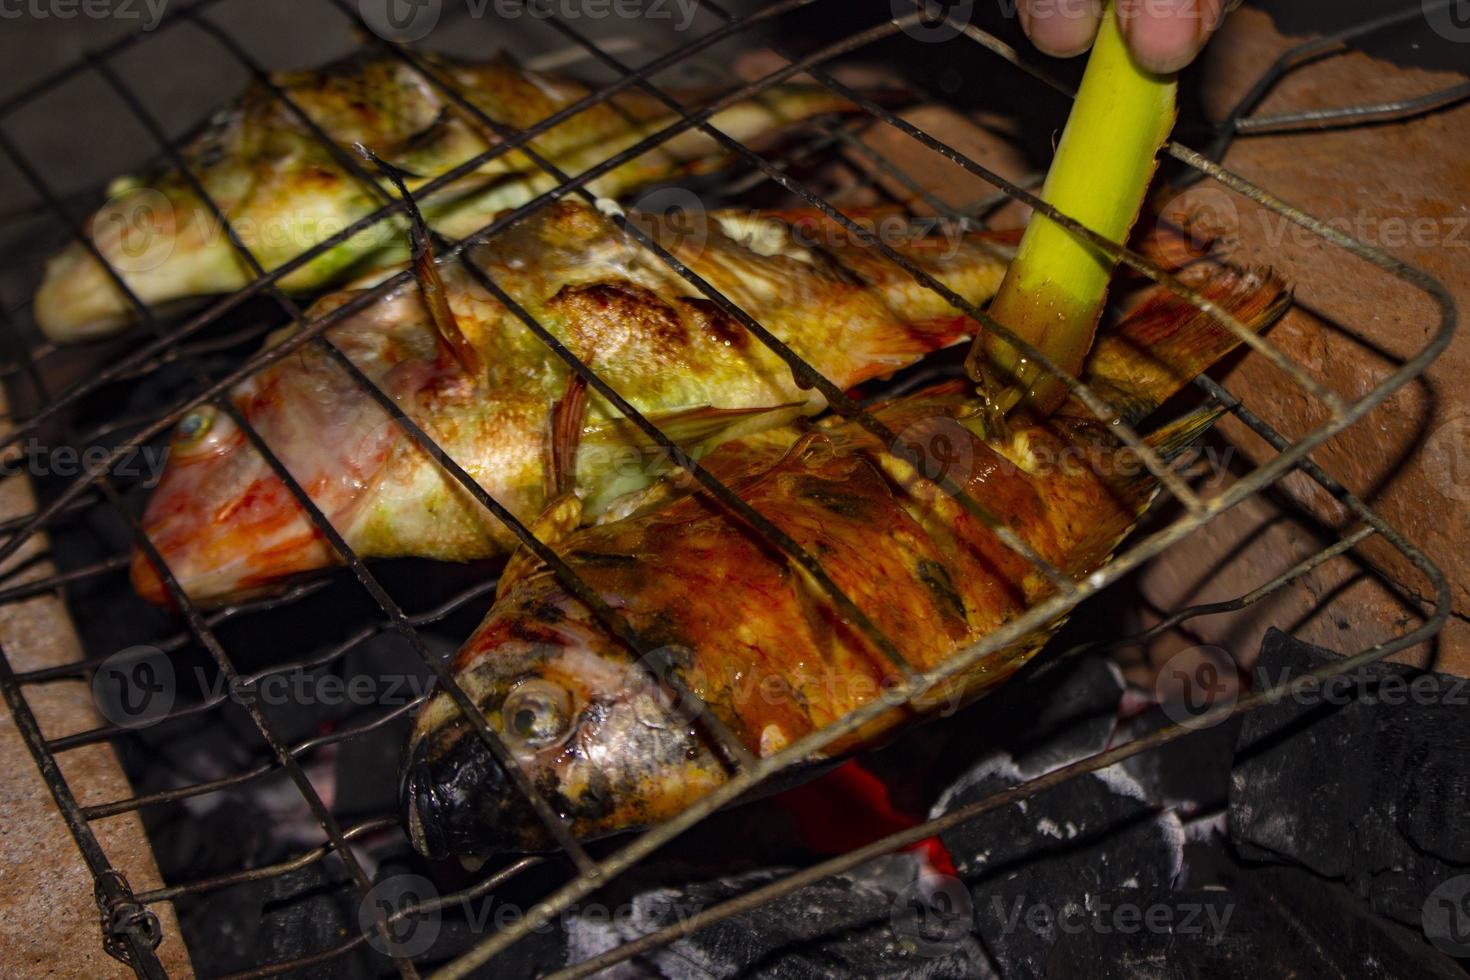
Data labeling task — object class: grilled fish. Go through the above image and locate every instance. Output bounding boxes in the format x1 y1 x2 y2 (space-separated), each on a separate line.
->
35 52 854 342
132 201 1017 604
401 262 1287 857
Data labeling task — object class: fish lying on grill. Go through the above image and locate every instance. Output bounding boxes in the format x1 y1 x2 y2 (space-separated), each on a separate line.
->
400 261 1288 857
131 201 1018 605
35 51 855 342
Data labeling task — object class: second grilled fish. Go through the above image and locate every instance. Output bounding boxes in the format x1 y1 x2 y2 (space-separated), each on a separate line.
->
133 201 1015 604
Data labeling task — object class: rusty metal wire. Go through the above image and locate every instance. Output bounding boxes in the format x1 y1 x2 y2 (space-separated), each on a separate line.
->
0 1 1455 978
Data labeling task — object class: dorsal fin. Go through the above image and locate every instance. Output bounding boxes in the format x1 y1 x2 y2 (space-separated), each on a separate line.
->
353 141 482 376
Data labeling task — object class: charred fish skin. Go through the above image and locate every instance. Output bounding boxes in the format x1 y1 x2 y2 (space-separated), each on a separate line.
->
34 51 855 342
401 263 1289 857
132 201 1017 605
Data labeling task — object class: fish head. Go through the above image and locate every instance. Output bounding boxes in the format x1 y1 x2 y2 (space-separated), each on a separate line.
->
402 589 728 858
131 338 401 605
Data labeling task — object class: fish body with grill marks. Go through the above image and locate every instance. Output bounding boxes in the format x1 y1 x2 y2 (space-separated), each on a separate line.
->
133 201 1017 604
35 52 856 342
400 262 1288 857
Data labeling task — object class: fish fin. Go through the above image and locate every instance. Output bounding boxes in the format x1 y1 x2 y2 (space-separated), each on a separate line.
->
1067 264 1290 426
1058 403 1228 579
842 315 978 387
497 492 584 599
546 373 589 500
578 400 808 516
353 142 482 376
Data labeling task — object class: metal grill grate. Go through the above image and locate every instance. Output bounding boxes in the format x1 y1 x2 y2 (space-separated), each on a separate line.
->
0 1 1457 977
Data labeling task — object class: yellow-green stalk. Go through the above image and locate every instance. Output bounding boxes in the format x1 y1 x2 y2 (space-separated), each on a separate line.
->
968 0 1177 417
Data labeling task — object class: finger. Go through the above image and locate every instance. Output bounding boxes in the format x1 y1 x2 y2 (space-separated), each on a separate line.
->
1118 0 1227 74
1019 0 1103 59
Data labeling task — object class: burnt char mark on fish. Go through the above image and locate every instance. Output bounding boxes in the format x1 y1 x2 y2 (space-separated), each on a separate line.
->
548 280 690 362
678 296 750 352
568 551 639 567
797 482 871 518
917 557 968 621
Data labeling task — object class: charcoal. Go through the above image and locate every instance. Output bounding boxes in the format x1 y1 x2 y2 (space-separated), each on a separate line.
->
1116 706 1242 820
1230 628 1470 926
1220 863 1470 980
936 754 1186 977
177 862 366 979
562 854 990 979
976 653 1126 778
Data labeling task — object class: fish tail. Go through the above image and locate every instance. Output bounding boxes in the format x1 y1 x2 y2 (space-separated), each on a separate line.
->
1059 402 1227 579
1110 402 1230 513
1074 264 1290 426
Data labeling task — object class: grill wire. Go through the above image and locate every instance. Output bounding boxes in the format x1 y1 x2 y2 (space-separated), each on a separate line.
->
0 1 1458 978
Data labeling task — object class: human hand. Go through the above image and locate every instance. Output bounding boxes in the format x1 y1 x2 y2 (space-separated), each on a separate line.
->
1019 0 1228 74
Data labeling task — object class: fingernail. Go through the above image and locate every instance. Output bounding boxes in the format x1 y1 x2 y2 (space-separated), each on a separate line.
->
1119 0 1213 74
1022 0 1103 59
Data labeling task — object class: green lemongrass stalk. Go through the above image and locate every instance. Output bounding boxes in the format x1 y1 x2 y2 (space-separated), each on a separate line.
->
968 0 1177 418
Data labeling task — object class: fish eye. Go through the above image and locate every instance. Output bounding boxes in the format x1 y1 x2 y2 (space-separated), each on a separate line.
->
171 405 236 456
173 406 216 449
501 679 573 750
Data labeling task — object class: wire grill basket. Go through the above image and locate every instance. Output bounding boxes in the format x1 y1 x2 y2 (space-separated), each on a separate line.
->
0 1 1457 977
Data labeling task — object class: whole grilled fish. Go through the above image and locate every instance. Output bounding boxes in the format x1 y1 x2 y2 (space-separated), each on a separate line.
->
132 201 1016 604
401 262 1287 857
35 52 853 342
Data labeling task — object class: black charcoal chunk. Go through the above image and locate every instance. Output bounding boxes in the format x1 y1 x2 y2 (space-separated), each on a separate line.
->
1230 628 1470 927
935 753 1186 978
562 854 990 979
